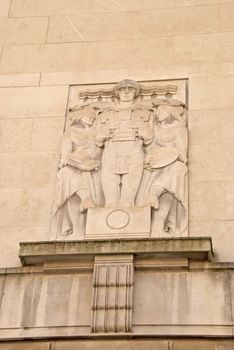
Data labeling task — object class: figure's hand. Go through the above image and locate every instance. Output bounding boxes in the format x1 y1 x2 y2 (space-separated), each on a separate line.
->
137 126 153 144
179 153 188 165
95 128 112 145
144 156 154 171
59 156 68 169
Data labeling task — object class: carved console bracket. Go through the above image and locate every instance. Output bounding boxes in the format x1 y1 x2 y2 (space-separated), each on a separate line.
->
91 255 134 333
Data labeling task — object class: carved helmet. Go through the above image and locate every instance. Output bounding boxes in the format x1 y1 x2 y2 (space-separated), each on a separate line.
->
114 79 141 98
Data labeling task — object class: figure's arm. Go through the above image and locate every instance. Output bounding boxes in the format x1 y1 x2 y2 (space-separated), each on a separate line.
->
59 132 73 169
138 123 154 145
94 122 112 147
176 126 188 164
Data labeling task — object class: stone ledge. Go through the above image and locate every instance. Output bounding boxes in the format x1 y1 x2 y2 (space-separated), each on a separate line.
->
19 237 213 266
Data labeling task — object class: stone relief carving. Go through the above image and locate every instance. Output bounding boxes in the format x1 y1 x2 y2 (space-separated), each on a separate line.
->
51 79 188 240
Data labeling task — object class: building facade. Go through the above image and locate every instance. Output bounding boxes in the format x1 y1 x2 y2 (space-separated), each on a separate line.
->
0 1 234 349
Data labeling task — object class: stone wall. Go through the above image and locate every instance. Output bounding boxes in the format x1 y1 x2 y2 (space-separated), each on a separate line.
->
0 0 234 346
1 0 234 267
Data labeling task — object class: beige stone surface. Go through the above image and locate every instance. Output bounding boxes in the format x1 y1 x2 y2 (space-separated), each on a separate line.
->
189 144 234 182
189 109 234 145
173 340 234 350
47 6 218 43
176 0 234 6
189 181 234 221
134 270 232 325
190 221 234 262
0 187 53 228
0 227 49 268
190 76 234 110
0 117 64 153
0 86 68 117
40 63 220 86
55 340 169 350
0 33 221 74
0 39 174 74
0 273 92 327
174 33 220 62
0 152 58 188
230 273 234 325
220 3 234 32
0 73 40 87
0 343 51 350
221 61 234 75
0 17 48 45
220 32 234 60
10 0 175 17
0 0 11 17
86 207 151 239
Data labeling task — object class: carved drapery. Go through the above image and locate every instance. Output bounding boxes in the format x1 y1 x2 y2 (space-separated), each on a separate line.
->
51 79 188 240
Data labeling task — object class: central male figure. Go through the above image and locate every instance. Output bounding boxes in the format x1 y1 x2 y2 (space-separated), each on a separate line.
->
95 80 153 207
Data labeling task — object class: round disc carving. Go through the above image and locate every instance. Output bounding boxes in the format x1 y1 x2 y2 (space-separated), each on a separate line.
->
106 209 130 230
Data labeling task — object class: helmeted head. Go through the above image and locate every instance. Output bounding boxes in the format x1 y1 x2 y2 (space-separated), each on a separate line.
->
114 79 141 102
153 98 185 124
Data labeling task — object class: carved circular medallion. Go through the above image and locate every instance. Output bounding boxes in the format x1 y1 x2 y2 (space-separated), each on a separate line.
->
106 209 130 230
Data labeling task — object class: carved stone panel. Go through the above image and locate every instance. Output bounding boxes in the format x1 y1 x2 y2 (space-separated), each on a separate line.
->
51 79 188 240
91 255 134 333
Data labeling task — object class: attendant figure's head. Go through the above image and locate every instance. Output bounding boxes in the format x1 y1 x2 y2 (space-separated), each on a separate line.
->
154 99 185 125
114 79 141 102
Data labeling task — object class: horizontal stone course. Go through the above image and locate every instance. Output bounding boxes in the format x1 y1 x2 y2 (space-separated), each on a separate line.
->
0 33 227 74
47 6 219 43
19 238 213 266
9 0 175 17
0 86 68 117
0 17 48 45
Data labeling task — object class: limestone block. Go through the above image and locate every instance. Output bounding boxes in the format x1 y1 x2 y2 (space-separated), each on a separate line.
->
176 0 234 6
134 270 232 325
174 340 234 350
220 3 234 32
0 226 50 268
0 74 40 87
40 69 129 86
189 144 234 182
47 6 218 43
40 63 219 87
85 207 151 239
220 33 234 60
0 118 64 153
0 119 33 152
189 110 234 145
221 62 234 76
0 153 58 188
0 274 44 328
0 343 50 350
190 221 234 262
30 118 64 152
190 76 234 110
10 0 174 17
55 340 169 350
127 62 220 80
189 181 234 221
0 17 48 45
174 33 219 62
0 0 11 17
0 86 68 117
0 38 176 74
0 273 92 327
0 275 5 304
0 187 53 228
230 273 234 325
